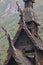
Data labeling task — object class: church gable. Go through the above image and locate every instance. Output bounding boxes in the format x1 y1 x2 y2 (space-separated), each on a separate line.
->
14 29 34 51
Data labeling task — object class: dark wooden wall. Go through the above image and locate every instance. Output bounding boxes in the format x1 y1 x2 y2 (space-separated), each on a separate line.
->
14 29 35 64
15 29 34 51
38 51 43 65
7 56 18 65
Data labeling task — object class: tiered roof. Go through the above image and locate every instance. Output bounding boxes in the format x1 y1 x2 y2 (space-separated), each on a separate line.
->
2 0 43 65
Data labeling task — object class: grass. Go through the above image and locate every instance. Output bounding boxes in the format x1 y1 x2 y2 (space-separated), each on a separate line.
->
0 0 43 65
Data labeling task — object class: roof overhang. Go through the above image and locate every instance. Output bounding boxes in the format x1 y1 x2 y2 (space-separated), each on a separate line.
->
13 22 43 51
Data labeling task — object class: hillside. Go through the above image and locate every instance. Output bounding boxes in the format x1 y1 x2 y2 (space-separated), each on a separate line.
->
0 0 43 65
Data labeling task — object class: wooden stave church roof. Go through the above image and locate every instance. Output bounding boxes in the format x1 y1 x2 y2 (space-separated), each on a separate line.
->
3 1 43 65
23 0 40 26
13 21 43 50
3 20 43 65
23 7 40 26
3 23 34 65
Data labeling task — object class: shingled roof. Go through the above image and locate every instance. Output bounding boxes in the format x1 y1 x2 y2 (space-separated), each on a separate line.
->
4 46 33 65
13 21 43 50
22 0 40 26
2 0 43 65
3 22 34 65
23 7 40 25
3 20 43 65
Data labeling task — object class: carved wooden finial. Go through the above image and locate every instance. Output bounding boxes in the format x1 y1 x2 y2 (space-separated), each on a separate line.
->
16 1 23 14
1 26 12 45
16 1 24 24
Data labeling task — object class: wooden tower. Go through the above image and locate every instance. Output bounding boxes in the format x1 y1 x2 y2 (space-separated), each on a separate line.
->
2 0 43 65
23 0 40 36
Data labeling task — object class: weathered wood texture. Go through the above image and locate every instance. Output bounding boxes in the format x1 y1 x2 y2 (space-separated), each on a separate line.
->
2 0 43 65
23 4 40 25
2 27 33 65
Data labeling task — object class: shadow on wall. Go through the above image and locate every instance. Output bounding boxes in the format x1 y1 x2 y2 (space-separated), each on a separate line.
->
7 56 18 65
